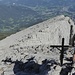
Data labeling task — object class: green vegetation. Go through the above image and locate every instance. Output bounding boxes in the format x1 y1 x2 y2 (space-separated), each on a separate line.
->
0 32 15 40
0 0 75 40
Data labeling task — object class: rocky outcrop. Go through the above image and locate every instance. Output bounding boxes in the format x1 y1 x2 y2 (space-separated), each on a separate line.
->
0 15 75 75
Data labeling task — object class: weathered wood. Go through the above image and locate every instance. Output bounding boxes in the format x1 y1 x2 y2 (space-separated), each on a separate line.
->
60 38 64 66
50 38 65 66
50 41 75 66
50 45 70 47
69 25 73 45
50 45 75 48
50 25 75 66
50 38 75 66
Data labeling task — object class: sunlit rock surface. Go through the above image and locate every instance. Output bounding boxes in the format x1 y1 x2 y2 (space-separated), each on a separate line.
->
0 15 75 75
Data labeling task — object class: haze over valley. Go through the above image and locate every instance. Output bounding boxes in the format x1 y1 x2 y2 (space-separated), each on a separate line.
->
0 0 75 39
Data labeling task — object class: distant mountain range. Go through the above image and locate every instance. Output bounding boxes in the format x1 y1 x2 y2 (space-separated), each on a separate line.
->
0 0 75 40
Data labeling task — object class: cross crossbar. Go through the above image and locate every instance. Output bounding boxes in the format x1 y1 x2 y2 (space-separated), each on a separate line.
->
50 45 71 47
50 38 73 66
50 25 75 66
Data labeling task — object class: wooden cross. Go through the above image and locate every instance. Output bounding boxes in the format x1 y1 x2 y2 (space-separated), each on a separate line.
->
50 38 75 66
50 25 75 66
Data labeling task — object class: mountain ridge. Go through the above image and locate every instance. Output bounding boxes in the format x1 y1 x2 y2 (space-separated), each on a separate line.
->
0 15 75 75
0 15 75 47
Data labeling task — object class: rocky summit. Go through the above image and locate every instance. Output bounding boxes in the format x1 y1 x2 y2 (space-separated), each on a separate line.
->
0 15 75 75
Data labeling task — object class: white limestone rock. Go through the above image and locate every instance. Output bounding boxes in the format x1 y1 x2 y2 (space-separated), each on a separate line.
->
0 15 75 75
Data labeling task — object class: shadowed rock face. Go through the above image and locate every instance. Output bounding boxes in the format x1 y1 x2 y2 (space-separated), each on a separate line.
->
2 58 58 75
0 15 75 75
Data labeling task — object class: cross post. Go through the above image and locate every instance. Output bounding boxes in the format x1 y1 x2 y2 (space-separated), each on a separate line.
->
69 25 73 45
50 38 75 66
60 38 64 66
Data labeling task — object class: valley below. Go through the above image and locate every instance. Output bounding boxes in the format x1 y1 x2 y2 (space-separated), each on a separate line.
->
0 0 75 40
